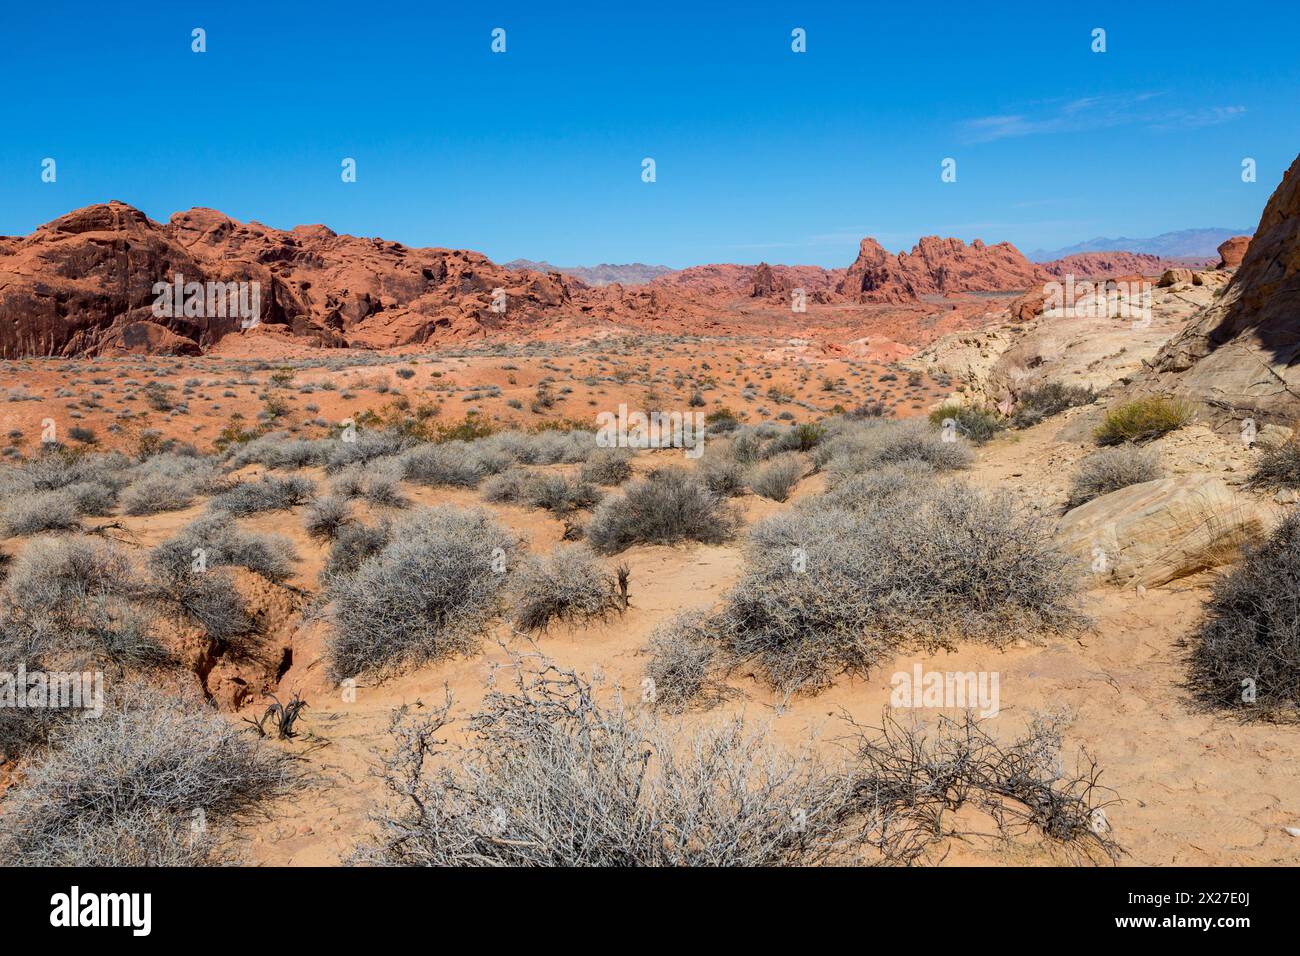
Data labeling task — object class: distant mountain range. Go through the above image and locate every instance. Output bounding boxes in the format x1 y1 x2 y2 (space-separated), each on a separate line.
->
502 259 674 286
1030 228 1251 262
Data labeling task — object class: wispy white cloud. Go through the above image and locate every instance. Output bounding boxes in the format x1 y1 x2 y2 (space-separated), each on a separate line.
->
958 93 1244 143
1149 105 1246 131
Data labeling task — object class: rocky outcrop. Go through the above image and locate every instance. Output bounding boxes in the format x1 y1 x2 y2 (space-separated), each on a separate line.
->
750 262 782 297
837 236 1042 304
649 263 842 297
0 201 573 357
1039 252 1206 279
1056 476 1264 588
907 279 1221 409
1127 153 1300 426
1215 235 1251 270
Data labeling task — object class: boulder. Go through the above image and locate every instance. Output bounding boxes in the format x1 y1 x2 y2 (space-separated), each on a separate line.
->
1216 235 1251 270
1056 475 1264 588
1255 423 1295 450
1157 268 1194 287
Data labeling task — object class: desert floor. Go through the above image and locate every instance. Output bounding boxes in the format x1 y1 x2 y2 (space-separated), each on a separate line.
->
1 337 1297 867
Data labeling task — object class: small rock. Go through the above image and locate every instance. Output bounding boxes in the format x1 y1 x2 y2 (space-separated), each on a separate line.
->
1256 423 1294 450
1285 826 1300 838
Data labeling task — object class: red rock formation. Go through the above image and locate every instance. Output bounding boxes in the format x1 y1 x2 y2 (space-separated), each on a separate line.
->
838 236 1042 303
750 262 782 297
0 201 572 357
649 263 842 297
1038 252 1210 279
1215 235 1251 270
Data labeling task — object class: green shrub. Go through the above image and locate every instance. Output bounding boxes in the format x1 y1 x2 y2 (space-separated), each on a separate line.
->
1094 397 1193 445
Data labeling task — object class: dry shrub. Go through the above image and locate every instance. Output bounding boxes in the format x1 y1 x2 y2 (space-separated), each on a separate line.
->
353 659 1120 867
748 453 804 502
121 453 223 516
352 662 864 866
1066 446 1163 510
841 710 1120 865
1247 439 1300 490
1011 382 1095 429
0 681 293 866
327 507 519 679
580 448 633 486
586 468 740 555
321 520 391 586
643 611 728 712
817 419 971 486
149 514 297 584
400 442 487 488
509 545 619 633
208 474 315 516
694 450 747 497
1187 511 1300 720
0 535 165 671
717 482 1084 693
304 495 354 540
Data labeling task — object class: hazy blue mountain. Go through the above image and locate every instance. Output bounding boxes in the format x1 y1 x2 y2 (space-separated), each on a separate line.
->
1030 228 1251 262
503 259 675 286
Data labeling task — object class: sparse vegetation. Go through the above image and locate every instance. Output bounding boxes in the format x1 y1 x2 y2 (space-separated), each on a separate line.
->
1067 446 1163 509
327 507 518 679
1094 396 1193 445
509 546 620 633
586 468 739 554
1188 511 1300 720
1012 382 1095 428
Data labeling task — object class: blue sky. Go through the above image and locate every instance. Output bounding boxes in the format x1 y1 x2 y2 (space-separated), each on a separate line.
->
1 1 1295 267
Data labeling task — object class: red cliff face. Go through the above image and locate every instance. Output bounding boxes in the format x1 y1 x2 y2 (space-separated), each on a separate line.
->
0 202 572 357
837 235 1043 303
